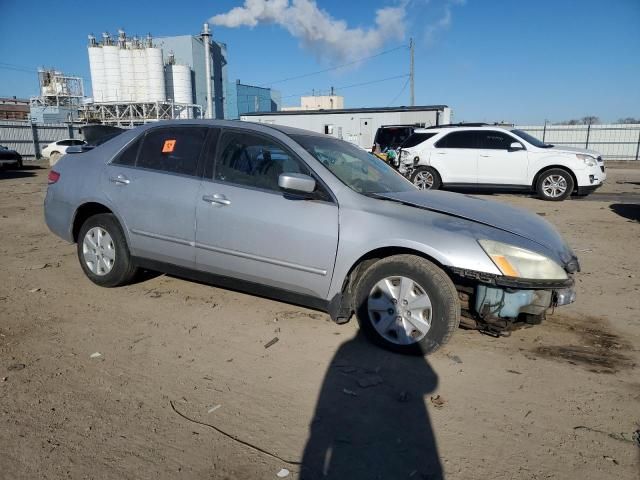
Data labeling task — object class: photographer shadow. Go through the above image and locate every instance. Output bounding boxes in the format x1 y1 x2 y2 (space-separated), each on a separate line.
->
301 332 443 480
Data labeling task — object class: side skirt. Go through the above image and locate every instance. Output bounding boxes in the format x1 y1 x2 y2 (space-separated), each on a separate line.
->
132 256 330 315
443 183 533 192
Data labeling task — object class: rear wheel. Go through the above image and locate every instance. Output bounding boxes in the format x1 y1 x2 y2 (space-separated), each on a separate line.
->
411 166 441 190
536 168 574 201
77 213 138 287
354 254 459 355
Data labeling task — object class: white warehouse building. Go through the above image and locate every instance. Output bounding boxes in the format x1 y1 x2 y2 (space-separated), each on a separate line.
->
241 105 451 149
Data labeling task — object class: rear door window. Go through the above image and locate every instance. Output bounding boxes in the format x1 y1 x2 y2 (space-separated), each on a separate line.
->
136 127 207 176
478 131 515 150
435 131 479 149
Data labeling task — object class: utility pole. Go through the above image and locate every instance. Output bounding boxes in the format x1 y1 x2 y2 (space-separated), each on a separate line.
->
202 23 213 119
409 37 415 106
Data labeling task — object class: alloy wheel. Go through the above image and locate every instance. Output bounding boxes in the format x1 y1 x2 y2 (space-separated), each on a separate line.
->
541 174 568 198
413 171 434 190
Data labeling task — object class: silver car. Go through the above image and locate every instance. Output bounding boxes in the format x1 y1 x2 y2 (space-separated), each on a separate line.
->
44 120 578 355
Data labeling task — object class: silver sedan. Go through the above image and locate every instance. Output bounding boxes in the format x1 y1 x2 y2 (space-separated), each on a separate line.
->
44 120 578 355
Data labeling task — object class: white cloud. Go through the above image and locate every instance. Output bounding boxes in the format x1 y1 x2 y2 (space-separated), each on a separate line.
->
210 0 408 62
424 0 464 45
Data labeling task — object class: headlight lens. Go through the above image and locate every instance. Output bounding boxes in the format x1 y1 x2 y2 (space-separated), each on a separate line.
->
576 154 597 167
478 240 567 280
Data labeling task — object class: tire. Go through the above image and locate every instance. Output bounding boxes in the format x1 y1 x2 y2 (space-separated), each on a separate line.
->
77 213 138 287
536 168 574 201
411 166 441 190
354 254 460 355
49 151 61 167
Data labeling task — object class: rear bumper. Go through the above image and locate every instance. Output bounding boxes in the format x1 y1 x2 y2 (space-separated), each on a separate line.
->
44 188 75 242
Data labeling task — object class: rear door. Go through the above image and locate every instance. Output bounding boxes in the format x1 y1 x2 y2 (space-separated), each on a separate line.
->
431 130 478 183
476 130 528 185
194 128 339 299
103 126 207 267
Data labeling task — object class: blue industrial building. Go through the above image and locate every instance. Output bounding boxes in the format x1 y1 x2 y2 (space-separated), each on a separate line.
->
156 34 228 119
225 80 281 120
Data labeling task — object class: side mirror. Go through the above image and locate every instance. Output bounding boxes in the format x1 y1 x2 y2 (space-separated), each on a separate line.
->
278 173 316 194
509 142 525 151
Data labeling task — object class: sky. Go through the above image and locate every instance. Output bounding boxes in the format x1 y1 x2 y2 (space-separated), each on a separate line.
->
0 0 639 124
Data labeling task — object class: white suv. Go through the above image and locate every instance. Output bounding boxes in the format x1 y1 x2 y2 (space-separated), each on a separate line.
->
398 126 606 201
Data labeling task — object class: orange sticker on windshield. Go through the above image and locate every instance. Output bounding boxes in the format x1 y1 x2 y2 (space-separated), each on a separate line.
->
162 139 176 153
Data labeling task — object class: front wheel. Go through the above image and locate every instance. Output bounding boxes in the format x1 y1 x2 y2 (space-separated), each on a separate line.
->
536 168 574 201
354 254 460 355
411 166 441 190
77 213 138 287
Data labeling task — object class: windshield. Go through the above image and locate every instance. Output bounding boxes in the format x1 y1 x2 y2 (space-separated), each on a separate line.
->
292 135 415 194
511 129 553 148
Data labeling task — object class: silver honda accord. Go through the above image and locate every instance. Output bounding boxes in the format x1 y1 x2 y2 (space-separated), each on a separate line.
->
44 120 578 355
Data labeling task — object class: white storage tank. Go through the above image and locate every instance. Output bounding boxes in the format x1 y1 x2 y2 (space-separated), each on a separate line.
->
119 47 136 102
146 46 166 102
165 63 193 118
102 44 122 102
132 47 148 102
87 41 105 102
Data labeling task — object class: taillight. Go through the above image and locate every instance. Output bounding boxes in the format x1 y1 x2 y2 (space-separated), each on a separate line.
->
48 170 60 184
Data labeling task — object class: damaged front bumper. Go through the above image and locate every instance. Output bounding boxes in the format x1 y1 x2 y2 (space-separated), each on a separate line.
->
475 284 576 321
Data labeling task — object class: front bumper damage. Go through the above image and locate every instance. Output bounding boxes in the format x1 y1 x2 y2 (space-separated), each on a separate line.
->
451 267 576 335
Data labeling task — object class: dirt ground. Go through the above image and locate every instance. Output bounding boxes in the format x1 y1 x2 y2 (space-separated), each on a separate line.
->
1 165 639 479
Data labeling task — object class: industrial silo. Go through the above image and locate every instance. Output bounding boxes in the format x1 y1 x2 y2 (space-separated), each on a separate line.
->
145 35 166 102
165 62 193 118
87 35 105 102
102 34 121 102
132 42 148 102
118 30 136 102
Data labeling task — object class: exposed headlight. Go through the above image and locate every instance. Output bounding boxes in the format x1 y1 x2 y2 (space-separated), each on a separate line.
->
478 240 567 280
576 154 597 167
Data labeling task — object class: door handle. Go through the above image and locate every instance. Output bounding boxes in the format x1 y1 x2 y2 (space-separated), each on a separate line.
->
109 174 130 185
435 152 447 155
479 154 491 157
202 194 231 206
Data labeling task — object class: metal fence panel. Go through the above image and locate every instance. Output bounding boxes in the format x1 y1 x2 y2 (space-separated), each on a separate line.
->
0 121 83 159
516 123 640 161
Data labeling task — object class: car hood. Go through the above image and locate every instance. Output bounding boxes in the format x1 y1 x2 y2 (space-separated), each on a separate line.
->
549 145 601 157
377 190 579 270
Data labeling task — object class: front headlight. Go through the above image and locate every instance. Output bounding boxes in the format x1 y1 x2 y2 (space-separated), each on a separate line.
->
478 240 567 280
576 154 597 167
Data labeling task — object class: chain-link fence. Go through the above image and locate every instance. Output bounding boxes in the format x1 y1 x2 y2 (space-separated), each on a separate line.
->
515 123 640 161
0 121 83 159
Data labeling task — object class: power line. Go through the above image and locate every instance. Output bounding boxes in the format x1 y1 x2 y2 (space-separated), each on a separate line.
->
0 62 38 74
386 76 410 107
280 73 410 100
261 44 408 87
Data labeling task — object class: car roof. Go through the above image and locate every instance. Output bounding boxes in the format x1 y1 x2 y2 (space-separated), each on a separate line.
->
412 125 514 134
129 119 326 139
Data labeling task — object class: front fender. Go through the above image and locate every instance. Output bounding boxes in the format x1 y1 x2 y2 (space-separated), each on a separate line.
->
327 205 502 300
